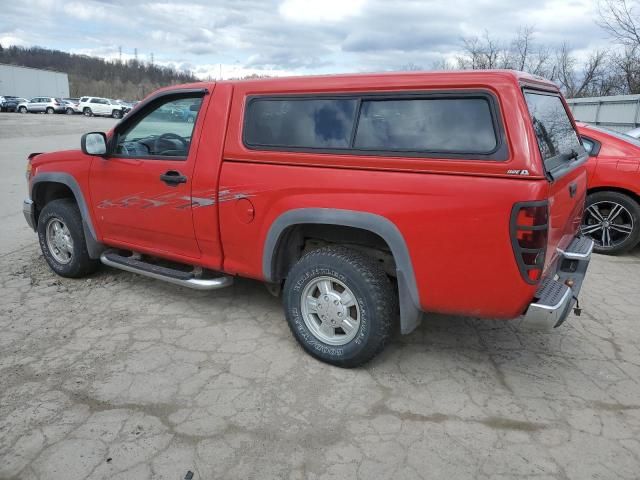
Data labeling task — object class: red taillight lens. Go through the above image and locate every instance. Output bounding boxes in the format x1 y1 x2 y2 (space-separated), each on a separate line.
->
510 202 549 284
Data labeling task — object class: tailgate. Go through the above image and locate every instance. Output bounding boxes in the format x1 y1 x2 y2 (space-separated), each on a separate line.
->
523 90 588 271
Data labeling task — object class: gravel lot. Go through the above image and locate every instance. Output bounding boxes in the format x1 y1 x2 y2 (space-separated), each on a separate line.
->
1 112 640 480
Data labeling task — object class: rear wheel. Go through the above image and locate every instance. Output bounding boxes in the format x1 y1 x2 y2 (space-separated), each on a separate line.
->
283 246 396 367
46 107 54 114
37 199 99 278
581 191 640 255
83 107 93 117
66 108 74 115
112 109 122 119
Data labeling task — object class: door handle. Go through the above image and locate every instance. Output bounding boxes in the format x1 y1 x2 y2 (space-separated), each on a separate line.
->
569 183 577 198
160 170 187 186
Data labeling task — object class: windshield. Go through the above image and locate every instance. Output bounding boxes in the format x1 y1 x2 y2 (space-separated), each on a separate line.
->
524 91 584 170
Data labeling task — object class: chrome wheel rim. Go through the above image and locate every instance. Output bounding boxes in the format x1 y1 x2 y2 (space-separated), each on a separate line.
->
581 201 634 249
300 276 360 346
45 218 74 264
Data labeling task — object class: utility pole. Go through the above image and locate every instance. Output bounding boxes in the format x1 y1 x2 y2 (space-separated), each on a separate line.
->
134 48 138 63
150 52 154 66
118 46 122 63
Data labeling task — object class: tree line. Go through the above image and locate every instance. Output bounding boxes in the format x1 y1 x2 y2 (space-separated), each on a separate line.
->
0 44 196 100
424 0 640 98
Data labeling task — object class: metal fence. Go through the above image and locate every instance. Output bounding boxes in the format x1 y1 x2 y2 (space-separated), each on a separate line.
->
566 94 640 133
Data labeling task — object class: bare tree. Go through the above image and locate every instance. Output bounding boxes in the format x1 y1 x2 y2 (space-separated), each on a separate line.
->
598 0 640 46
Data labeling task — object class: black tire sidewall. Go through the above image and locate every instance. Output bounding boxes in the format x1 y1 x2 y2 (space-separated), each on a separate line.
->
586 192 640 254
284 253 387 366
37 200 95 278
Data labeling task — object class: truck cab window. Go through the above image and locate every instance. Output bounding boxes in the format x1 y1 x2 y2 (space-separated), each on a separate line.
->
115 96 203 158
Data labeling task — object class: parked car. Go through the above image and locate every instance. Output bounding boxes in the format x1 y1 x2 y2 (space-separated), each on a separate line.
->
77 97 127 118
0 96 27 112
17 97 66 114
114 99 134 114
23 71 593 367
577 123 640 254
62 98 81 115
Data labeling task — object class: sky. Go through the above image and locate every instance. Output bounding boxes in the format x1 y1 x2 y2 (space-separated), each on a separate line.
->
0 0 611 79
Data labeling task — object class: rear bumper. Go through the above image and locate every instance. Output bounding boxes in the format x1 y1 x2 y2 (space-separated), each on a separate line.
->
520 236 594 329
23 198 36 230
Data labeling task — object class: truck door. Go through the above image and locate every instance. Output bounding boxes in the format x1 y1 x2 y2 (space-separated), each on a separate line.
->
89 89 209 260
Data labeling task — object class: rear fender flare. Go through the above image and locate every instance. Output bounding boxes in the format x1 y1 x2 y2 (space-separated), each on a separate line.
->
263 208 423 334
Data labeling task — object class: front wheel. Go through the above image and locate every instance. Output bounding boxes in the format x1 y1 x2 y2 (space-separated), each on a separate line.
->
581 191 640 255
37 199 99 278
283 246 396 367
66 108 74 115
19 106 27 113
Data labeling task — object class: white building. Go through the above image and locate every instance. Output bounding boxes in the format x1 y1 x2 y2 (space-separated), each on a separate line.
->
0 63 70 99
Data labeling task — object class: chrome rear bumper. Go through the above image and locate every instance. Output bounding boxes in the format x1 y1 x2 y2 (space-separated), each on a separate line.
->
520 236 594 329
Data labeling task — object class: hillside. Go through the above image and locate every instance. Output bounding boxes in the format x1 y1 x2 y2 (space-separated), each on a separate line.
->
0 45 197 100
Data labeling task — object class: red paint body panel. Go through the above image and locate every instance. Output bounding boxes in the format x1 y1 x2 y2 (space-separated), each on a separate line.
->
218 162 547 318
28 70 589 322
577 123 640 196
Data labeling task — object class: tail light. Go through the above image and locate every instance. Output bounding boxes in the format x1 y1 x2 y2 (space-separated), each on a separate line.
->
510 201 549 284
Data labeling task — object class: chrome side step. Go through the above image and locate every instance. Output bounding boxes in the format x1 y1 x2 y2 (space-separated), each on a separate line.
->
100 251 233 290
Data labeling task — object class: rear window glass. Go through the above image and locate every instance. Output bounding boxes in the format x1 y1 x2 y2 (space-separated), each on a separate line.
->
354 98 497 153
524 91 583 167
244 98 357 148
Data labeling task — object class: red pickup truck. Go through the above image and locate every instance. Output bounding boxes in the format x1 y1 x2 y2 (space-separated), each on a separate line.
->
23 70 593 367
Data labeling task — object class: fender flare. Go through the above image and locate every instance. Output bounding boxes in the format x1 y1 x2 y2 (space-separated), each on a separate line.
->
30 172 104 259
263 208 423 334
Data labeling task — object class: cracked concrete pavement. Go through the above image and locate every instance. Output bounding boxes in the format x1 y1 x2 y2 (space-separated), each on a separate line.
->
1 113 640 479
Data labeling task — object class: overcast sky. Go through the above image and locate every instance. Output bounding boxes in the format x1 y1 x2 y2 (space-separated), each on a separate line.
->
0 0 610 79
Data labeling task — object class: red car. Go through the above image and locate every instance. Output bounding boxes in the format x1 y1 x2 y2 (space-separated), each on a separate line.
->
577 123 640 254
23 71 593 366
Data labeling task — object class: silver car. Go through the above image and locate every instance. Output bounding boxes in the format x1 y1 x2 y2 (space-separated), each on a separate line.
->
18 97 66 114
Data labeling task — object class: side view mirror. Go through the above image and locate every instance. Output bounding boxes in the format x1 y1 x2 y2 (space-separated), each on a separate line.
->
189 104 199 111
81 132 108 156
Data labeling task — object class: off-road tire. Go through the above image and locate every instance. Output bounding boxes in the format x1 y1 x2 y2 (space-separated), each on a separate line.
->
583 191 640 255
283 246 396 368
37 199 99 278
